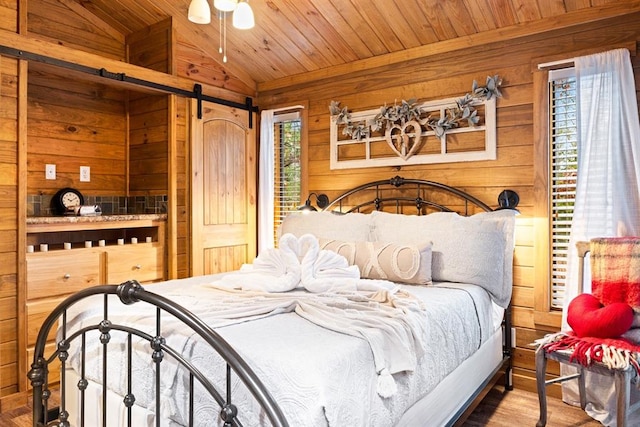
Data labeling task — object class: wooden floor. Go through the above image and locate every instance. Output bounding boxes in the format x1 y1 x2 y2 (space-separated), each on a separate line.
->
463 386 601 426
0 386 602 426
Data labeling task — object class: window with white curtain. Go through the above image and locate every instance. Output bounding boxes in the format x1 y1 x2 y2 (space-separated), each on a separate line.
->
548 68 578 309
272 112 301 247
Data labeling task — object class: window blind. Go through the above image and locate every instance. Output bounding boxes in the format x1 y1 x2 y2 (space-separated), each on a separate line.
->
549 68 578 309
273 113 301 247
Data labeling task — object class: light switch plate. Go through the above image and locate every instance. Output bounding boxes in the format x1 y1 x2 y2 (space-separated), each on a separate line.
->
45 164 56 180
80 166 90 182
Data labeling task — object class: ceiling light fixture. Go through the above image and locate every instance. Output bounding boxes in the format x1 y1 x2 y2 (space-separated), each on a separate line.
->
213 0 237 12
188 0 254 63
232 1 255 30
188 0 211 24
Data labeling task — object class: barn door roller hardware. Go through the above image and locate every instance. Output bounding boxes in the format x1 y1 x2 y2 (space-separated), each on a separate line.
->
0 45 257 128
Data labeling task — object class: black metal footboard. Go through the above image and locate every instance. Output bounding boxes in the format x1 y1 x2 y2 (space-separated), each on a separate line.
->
28 279 289 427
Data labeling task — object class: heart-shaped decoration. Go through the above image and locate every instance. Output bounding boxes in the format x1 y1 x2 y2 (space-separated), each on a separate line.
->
567 293 634 338
385 120 423 160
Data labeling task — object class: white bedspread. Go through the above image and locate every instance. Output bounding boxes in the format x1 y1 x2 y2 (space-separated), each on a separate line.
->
63 277 495 427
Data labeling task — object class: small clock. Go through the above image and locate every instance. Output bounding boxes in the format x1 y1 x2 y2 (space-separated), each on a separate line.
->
52 188 84 215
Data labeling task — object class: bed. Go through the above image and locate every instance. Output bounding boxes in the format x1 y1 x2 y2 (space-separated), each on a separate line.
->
29 176 516 427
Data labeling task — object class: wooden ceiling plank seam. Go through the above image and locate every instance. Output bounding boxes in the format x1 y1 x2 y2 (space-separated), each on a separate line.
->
396 0 440 45
307 0 374 59
221 13 316 79
437 0 481 38
462 0 499 32
485 0 519 27
563 0 593 11
269 0 351 67
347 0 405 52
327 0 388 56
74 2 132 35
246 1 328 71
300 0 367 62
564 0 591 12
369 0 422 49
534 0 570 18
60 0 125 42
255 0 335 69
88 0 165 34
415 0 461 41
257 1 640 91
73 1 146 35
510 0 543 22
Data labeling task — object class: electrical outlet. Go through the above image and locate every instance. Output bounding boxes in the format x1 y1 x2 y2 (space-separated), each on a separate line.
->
45 164 56 180
80 166 90 182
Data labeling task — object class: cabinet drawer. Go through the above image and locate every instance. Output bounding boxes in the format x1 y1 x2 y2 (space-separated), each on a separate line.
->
106 245 163 284
27 250 103 300
26 297 65 347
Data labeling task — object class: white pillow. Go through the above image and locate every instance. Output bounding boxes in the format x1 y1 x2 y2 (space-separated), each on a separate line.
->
319 238 432 285
370 210 516 307
278 211 373 242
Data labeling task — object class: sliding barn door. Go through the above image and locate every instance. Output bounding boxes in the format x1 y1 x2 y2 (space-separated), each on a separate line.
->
190 99 256 276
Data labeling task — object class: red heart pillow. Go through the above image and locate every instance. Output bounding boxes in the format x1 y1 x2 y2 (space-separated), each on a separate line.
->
567 293 634 338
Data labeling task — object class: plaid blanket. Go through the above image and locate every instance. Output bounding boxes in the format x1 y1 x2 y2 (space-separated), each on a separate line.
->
538 332 640 374
591 237 640 307
538 237 640 374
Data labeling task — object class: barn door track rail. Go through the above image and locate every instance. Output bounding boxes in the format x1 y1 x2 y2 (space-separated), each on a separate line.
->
0 45 257 127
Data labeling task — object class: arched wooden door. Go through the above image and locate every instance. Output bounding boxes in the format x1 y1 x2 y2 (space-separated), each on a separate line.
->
190 99 256 276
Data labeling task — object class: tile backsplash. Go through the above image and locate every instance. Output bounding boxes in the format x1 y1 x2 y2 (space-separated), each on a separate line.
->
28 194 168 216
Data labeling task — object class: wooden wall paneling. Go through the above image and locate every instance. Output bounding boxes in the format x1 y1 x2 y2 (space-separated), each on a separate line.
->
175 97 189 279
0 50 23 408
15 57 27 401
126 20 170 197
28 0 125 61
126 18 173 74
27 70 127 195
167 94 177 279
128 94 169 195
0 3 17 33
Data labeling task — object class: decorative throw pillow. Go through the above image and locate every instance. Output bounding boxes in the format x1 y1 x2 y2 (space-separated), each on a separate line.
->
318 238 432 285
567 293 634 338
370 209 516 308
278 211 373 242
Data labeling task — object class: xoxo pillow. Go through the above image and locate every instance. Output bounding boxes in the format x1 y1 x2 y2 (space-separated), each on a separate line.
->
318 238 432 285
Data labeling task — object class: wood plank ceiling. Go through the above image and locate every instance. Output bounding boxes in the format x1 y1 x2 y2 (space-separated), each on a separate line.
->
73 0 625 90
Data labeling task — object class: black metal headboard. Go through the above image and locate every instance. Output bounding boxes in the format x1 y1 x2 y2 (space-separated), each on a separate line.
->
322 175 493 215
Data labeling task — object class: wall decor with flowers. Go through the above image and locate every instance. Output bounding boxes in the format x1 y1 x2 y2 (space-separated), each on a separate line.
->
328 75 502 170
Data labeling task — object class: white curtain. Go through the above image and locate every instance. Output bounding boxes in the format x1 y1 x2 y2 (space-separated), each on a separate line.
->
561 48 640 425
258 109 275 255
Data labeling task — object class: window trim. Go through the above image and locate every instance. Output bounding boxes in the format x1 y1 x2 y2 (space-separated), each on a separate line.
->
533 69 563 330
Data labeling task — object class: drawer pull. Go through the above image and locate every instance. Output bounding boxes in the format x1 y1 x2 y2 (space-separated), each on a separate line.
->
63 273 71 279
135 264 142 270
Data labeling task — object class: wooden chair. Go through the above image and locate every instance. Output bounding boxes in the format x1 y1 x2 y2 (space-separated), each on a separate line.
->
535 240 639 427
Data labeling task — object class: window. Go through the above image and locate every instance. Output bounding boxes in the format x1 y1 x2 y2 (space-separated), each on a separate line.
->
548 68 578 309
273 112 301 246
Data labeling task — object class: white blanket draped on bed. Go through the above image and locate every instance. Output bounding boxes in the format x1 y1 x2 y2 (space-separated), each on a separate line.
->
63 279 493 427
